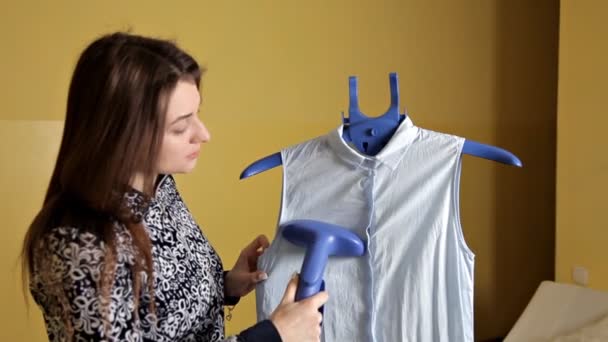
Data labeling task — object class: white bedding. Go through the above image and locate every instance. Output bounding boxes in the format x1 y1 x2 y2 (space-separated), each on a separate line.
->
505 281 608 342
551 314 608 341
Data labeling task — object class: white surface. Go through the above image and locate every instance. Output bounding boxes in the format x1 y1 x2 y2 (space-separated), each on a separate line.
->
551 314 608 342
505 281 608 342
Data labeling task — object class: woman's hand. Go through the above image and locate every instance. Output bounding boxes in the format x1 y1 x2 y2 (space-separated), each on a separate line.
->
224 235 270 298
270 274 328 342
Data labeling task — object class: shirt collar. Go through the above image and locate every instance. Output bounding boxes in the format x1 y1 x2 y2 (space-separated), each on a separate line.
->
151 174 177 213
121 188 150 222
326 116 418 171
123 174 176 220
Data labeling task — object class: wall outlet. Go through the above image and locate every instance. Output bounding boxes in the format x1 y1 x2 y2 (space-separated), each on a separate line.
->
572 266 589 286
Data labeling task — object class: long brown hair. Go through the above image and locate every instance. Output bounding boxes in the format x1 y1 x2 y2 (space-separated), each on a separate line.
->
22 32 202 336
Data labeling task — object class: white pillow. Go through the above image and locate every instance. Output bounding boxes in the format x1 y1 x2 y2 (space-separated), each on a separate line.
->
551 314 608 342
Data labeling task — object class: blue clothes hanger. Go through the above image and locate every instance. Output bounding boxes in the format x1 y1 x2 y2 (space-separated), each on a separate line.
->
240 73 522 179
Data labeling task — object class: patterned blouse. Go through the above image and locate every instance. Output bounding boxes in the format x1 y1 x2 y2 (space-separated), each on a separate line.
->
30 175 280 342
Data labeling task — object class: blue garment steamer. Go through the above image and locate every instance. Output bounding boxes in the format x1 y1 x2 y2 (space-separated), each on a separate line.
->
240 72 523 304
280 220 366 301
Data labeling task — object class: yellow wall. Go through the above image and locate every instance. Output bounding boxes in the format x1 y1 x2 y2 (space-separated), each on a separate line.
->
1 1 558 340
556 1 608 290
0 121 62 341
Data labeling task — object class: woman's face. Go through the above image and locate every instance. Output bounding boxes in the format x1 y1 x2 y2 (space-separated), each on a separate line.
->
157 79 210 175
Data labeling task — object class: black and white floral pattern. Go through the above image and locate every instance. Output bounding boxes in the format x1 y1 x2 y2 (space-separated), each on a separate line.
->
30 175 238 342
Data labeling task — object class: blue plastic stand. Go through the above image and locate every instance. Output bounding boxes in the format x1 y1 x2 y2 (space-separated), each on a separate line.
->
240 72 521 179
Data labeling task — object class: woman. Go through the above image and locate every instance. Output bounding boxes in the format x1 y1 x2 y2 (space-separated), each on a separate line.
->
22 32 327 342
